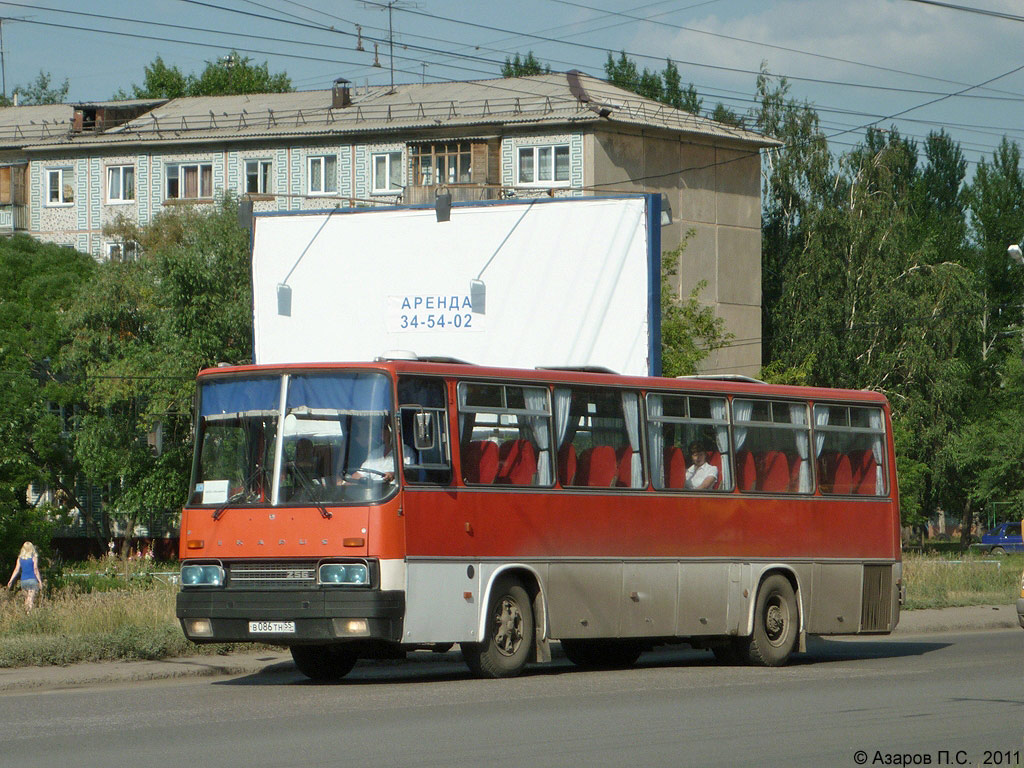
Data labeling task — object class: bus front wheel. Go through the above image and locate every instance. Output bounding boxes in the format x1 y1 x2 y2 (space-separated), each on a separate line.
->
745 574 798 667
462 578 534 678
290 644 358 681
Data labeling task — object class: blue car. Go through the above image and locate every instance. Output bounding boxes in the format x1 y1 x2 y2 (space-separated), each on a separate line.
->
974 522 1023 555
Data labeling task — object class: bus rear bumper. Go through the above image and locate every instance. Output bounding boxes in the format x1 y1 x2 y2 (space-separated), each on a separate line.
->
176 589 404 644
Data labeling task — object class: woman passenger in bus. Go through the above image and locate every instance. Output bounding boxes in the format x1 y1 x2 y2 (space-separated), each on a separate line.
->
685 440 718 490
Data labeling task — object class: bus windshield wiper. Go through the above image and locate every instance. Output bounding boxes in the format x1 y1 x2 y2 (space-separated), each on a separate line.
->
212 490 246 520
291 469 333 519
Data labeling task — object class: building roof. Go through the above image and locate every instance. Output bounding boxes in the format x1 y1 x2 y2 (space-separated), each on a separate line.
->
0 104 73 149
23 72 776 151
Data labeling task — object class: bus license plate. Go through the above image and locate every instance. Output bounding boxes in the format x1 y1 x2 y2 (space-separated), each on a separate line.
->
248 620 295 634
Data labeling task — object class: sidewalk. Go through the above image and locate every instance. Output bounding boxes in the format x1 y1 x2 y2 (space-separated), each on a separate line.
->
0 605 1017 694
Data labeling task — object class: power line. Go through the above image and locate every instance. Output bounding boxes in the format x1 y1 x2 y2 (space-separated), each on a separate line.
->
549 0 1024 100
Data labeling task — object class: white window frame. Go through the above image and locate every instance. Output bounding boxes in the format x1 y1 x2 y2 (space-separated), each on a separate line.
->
516 144 571 187
244 159 272 196
45 168 74 205
307 155 337 195
166 162 213 200
105 240 140 262
107 165 135 203
371 151 403 194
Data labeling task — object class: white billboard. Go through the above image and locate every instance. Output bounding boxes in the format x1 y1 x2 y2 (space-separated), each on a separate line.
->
251 195 660 375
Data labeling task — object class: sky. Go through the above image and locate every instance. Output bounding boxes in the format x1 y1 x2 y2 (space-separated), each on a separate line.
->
1 0 1023 170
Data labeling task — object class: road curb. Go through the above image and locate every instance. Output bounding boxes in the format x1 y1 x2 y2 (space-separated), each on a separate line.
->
0 605 1018 693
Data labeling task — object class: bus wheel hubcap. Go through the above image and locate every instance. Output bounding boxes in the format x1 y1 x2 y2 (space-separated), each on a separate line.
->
765 598 787 645
494 597 523 656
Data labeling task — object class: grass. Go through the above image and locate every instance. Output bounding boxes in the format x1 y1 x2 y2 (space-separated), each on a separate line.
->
1 553 1020 668
902 551 1023 610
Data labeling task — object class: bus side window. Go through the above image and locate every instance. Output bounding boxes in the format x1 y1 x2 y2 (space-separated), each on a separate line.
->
457 382 552 487
559 388 643 489
397 376 452 485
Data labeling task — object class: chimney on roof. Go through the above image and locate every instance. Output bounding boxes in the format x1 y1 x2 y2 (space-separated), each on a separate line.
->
332 78 352 109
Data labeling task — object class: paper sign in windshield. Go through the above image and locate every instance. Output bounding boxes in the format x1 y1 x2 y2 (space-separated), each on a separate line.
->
202 479 230 505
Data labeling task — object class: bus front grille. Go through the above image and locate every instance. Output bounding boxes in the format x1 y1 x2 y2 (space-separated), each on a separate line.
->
228 561 318 588
861 564 893 631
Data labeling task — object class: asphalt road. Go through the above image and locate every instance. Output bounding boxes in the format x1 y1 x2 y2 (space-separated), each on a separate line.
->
1 629 1021 768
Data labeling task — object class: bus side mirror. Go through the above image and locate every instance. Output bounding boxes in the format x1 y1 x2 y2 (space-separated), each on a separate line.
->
413 412 435 451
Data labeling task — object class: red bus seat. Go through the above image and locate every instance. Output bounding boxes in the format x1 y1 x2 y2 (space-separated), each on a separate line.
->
463 440 499 484
615 446 633 487
788 453 804 492
706 449 722 490
830 453 854 494
853 449 878 495
497 440 536 485
578 445 616 487
759 450 790 492
558 443 577 486
736 450 757 491
664 446 686 489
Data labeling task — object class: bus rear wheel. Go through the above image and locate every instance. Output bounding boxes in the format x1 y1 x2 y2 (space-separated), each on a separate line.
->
462 578 534 678
561 639 643 669
290 644 358 681
746 574 798 667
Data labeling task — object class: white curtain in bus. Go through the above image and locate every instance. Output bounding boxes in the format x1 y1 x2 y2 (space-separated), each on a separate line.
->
647 395 664 487
524 388 552 485
790 403 811 492
712 398 732 489
869 408 883 495
620 392 642 487
553 387 573 454
813 405 829 457
732 400 752 452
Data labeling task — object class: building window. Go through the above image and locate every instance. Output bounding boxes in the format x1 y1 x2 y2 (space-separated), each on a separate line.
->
410 142 471 186
106 240 140 262
166 162 213 200
46 168 74 205
308 155 337 195
107 165 135 203
517 144 570 186
372 151 403 194
245 160 272 195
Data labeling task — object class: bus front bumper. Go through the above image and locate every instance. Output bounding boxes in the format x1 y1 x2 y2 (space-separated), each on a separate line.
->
176 588 404 644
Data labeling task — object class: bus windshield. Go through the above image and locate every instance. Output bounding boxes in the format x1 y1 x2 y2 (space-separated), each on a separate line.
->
190 372 396 506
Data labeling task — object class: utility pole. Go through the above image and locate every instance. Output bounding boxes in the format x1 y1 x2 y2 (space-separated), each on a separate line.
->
1 19 7 101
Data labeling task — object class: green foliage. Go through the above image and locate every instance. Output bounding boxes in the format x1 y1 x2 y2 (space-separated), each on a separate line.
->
753 65 1024 532
710 103 743 128
0 236 95 560
117 52 291 99
501 52 551 77
59 197 253 550
901 552 1022 609
660 238 732 377
603 53 717 119
0 71 70 106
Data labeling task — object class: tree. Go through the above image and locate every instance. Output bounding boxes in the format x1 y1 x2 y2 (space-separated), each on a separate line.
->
0 236 96 560
61 197 253 552
710 103 743 128
0 71 70 106
605 51 640 93
604 53 707 117
116 52 291 100
501 52 551 77
661 238 732 376
115 56 188 100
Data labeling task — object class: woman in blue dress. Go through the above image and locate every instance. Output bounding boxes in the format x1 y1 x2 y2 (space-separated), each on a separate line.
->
6 541 43 610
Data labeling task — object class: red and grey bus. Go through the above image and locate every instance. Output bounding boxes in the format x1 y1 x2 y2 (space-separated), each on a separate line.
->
176 358 902 679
